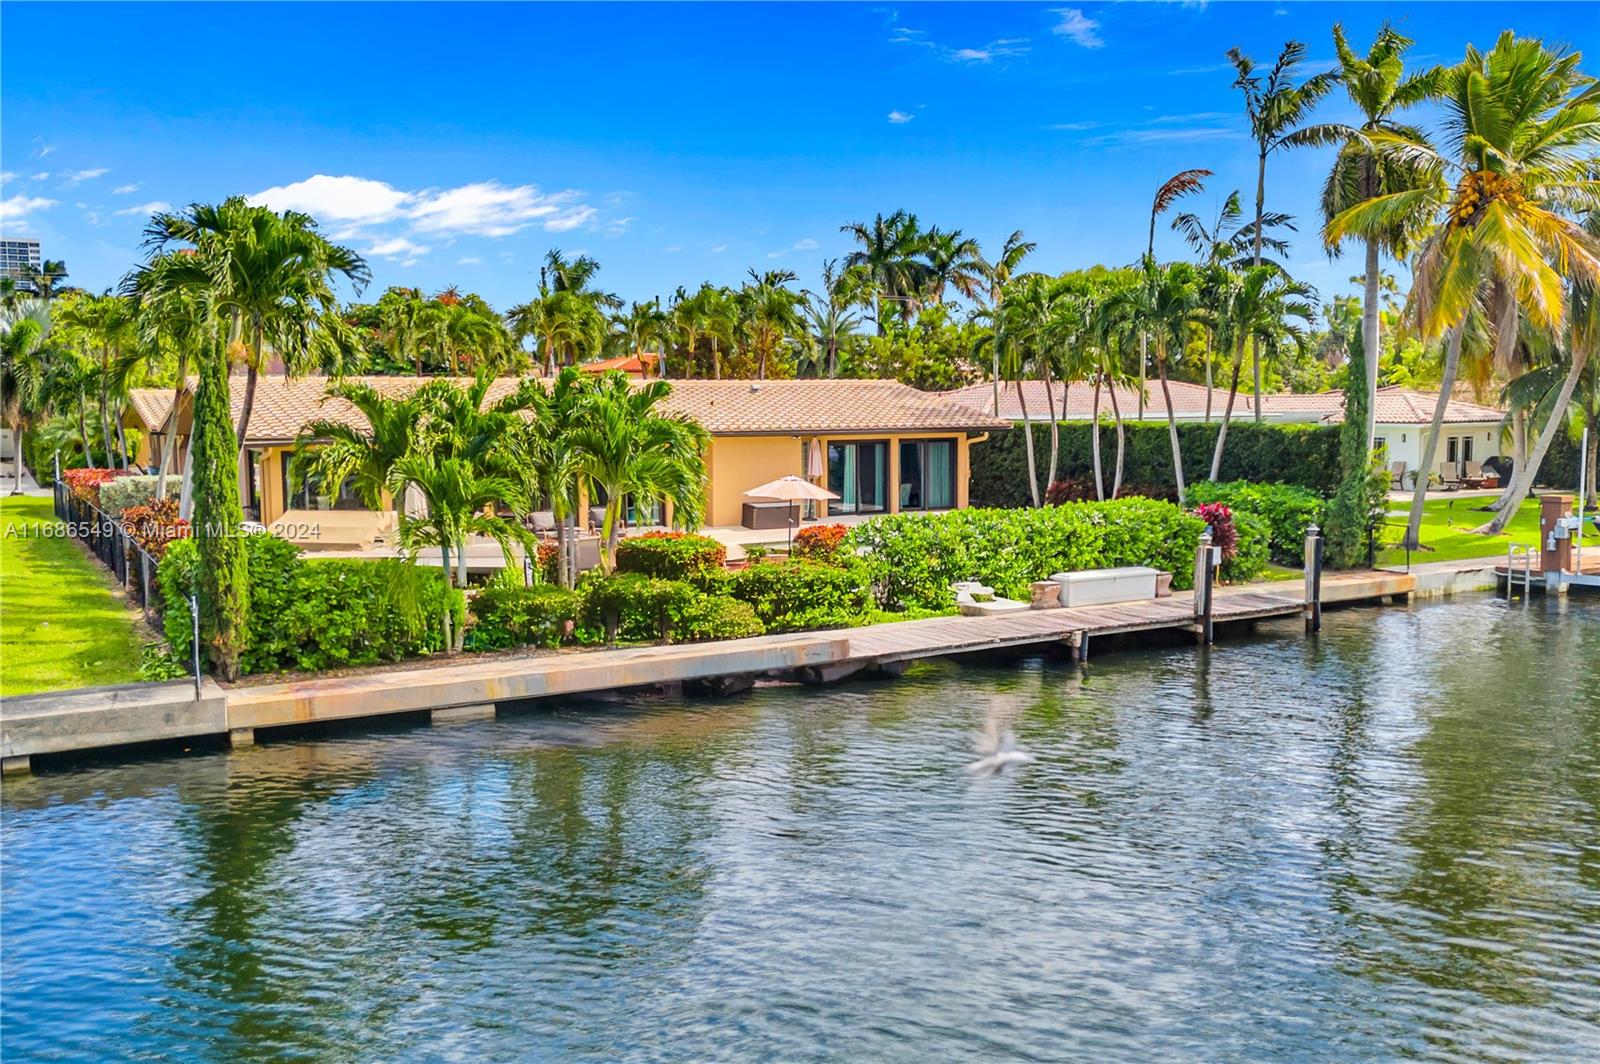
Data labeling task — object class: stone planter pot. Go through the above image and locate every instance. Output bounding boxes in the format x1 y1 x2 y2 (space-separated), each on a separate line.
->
1029 580 1062 610
1155 571 1174 598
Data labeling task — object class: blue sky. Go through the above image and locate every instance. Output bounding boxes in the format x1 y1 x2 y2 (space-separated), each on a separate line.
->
1 2 1589 315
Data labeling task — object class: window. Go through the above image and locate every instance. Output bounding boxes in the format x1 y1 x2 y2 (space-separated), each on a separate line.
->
282 453 365 512
1373 436 1387 454
1462 436 1474 462
898 438 957 511
828 440 888 515
1446 436 1459 463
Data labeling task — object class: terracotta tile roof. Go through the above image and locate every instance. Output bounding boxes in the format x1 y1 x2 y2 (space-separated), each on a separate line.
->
941 381 1505 426
127 375 1009 443
581 353 660 375
942 379 1261 421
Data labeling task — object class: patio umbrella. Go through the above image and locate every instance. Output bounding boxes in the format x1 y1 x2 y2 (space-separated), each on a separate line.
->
744 475 839 551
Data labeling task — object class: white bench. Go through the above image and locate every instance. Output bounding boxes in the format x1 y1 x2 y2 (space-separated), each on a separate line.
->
952 581 1030 617
1049 566 1163 608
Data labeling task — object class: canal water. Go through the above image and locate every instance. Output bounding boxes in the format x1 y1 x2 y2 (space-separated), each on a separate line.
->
3 596 1598 1061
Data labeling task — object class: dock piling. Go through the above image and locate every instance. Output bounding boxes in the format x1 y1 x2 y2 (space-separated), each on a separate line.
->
1304 524 1323 634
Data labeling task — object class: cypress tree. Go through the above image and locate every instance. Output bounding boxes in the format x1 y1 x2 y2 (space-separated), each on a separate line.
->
1324 325 1387 567
191 311 250 679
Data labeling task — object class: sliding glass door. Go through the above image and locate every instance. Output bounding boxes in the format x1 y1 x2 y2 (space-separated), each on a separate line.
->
828 440 888 515
898 438 956 511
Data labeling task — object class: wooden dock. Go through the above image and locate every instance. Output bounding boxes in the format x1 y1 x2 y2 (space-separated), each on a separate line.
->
1 569 1414 770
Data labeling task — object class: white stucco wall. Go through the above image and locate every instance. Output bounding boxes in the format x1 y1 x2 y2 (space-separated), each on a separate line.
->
1376 421 1503 482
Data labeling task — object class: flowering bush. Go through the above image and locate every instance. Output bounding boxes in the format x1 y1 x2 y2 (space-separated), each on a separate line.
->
615 531 727 580
1192 502 1238 560
122 497 189 560
62 467 134 505
790 523 849 563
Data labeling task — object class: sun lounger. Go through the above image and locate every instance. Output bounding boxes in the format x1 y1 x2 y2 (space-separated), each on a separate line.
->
1438 462 1463 491
1462 460 1486 488
1389 461 1407 490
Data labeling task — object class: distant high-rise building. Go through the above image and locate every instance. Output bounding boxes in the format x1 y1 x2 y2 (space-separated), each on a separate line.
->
1 238 43 291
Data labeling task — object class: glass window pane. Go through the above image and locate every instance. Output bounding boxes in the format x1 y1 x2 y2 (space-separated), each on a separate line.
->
927 440 955 509
900 441 923 510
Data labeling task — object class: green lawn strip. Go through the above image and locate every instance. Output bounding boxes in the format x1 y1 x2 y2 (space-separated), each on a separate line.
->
1375 497 1542 566
1 496 148 696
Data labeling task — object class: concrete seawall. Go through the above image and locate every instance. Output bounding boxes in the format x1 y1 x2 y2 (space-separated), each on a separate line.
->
1 680 228 774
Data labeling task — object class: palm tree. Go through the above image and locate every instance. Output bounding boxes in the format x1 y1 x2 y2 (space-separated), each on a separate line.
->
611 298 669 366
699 285 738 381
129 261 209 497
1288 23 1439 456
542 249 621 310
504 367 590 588
1329 32 1600 546
382 287 428 375
668 286 706 380
141 197 370 508
840 210 927 334
292 380 437 511
506 289 607 374
922 227 986 304
570 372 710 572
0 300 52 493
1228 41 1335 413
998 274 1075 494
1172 191 1297 418
1208 266 1316 480
802 260 862 379
1137 171 1211 418
738 269 804 379
981 230 1036 414
57 293 137 469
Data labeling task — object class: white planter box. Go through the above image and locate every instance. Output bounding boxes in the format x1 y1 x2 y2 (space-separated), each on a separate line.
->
1050 566 1161 608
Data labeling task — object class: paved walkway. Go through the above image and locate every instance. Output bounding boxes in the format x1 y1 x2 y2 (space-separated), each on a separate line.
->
0 460 48 496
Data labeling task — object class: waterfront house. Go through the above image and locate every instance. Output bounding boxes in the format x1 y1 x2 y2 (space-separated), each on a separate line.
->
125 376 1008 532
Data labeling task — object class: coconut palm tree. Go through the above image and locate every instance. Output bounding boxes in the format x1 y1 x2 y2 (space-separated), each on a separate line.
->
1329 32 1600 547
1287 23 1440 456
980 230 1036 414
570 372 710 572
542 249 622 310
1208 266 1317 480
802 260 862 379
840 210 927 334
1137 171 1210 418
0 300 52 492
1228 41 1335 414
922 227 986 304
667 286 706 380
141 198 369 509
611 298 669 366
738 269 804 379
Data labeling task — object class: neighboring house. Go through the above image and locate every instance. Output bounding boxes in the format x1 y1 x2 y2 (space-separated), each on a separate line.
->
941 381 1506 480
578 353 660 379
124 376 1008 530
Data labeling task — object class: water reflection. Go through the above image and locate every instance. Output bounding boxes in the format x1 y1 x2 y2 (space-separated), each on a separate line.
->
3 598 1598 1061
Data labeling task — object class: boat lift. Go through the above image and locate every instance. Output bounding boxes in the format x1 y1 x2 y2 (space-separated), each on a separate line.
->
1539 427 1597 595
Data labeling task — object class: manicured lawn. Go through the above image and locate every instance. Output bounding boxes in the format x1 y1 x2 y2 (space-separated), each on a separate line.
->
1376 496 1542 566
1 495 148 696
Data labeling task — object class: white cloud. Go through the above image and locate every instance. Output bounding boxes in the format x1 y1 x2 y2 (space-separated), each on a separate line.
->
1077 126 1241 148
767 237 820 259
709 244 728 254
663 245 682 253
0 172 16 184
114 200 172 217
0 194 57 223
410 180 592 237
30 172 50 182
250 174 411 224
1048 121 1099 131
1149 111 1233 124
456 256 481 266
1051 8 1103 49
33 143 54 158
64 168 109 184
887 110 915 124
112 183 140 195
365 236 429 258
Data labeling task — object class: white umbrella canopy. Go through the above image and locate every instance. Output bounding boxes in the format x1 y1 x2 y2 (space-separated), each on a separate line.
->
743 475 839 551
743 475 839 502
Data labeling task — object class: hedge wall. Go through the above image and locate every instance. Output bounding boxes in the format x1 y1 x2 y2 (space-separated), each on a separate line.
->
970 421 1343 507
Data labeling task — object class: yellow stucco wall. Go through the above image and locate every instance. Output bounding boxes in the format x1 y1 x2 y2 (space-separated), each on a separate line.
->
705 431 973 527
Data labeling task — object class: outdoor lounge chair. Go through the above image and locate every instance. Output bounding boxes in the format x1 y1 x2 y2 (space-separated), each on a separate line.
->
1389 461 1407 490
1462 460 1485 488
1438 462 1463 491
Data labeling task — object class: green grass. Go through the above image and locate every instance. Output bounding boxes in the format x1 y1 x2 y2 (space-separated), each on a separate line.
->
1 495 148 696
1375 496 1542 566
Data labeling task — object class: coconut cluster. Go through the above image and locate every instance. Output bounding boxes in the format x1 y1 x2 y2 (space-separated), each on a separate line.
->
1449 171 1526 229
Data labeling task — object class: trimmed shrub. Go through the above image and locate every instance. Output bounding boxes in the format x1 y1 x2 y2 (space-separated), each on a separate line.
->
100 475 159 515
1225 510 1271 584
467 585 580 650
62 467 134 505
727 560 873 632
580 573 703 643
160 536 464 673
790 523 849 563
1187 480 1323 566
844 499 1206 610
675 596 765 642
121 498 188 560
970 421 1342 507
614 532 727 580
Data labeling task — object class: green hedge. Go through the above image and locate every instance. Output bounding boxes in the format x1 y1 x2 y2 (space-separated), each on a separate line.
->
577 573 767 644
467 585 581 650
727 560 874 632
1224 510 1272 584
1186 480 1323 566
160 536 464 674
614 533 727 580
844 499 1207 610
971 421 1342 507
